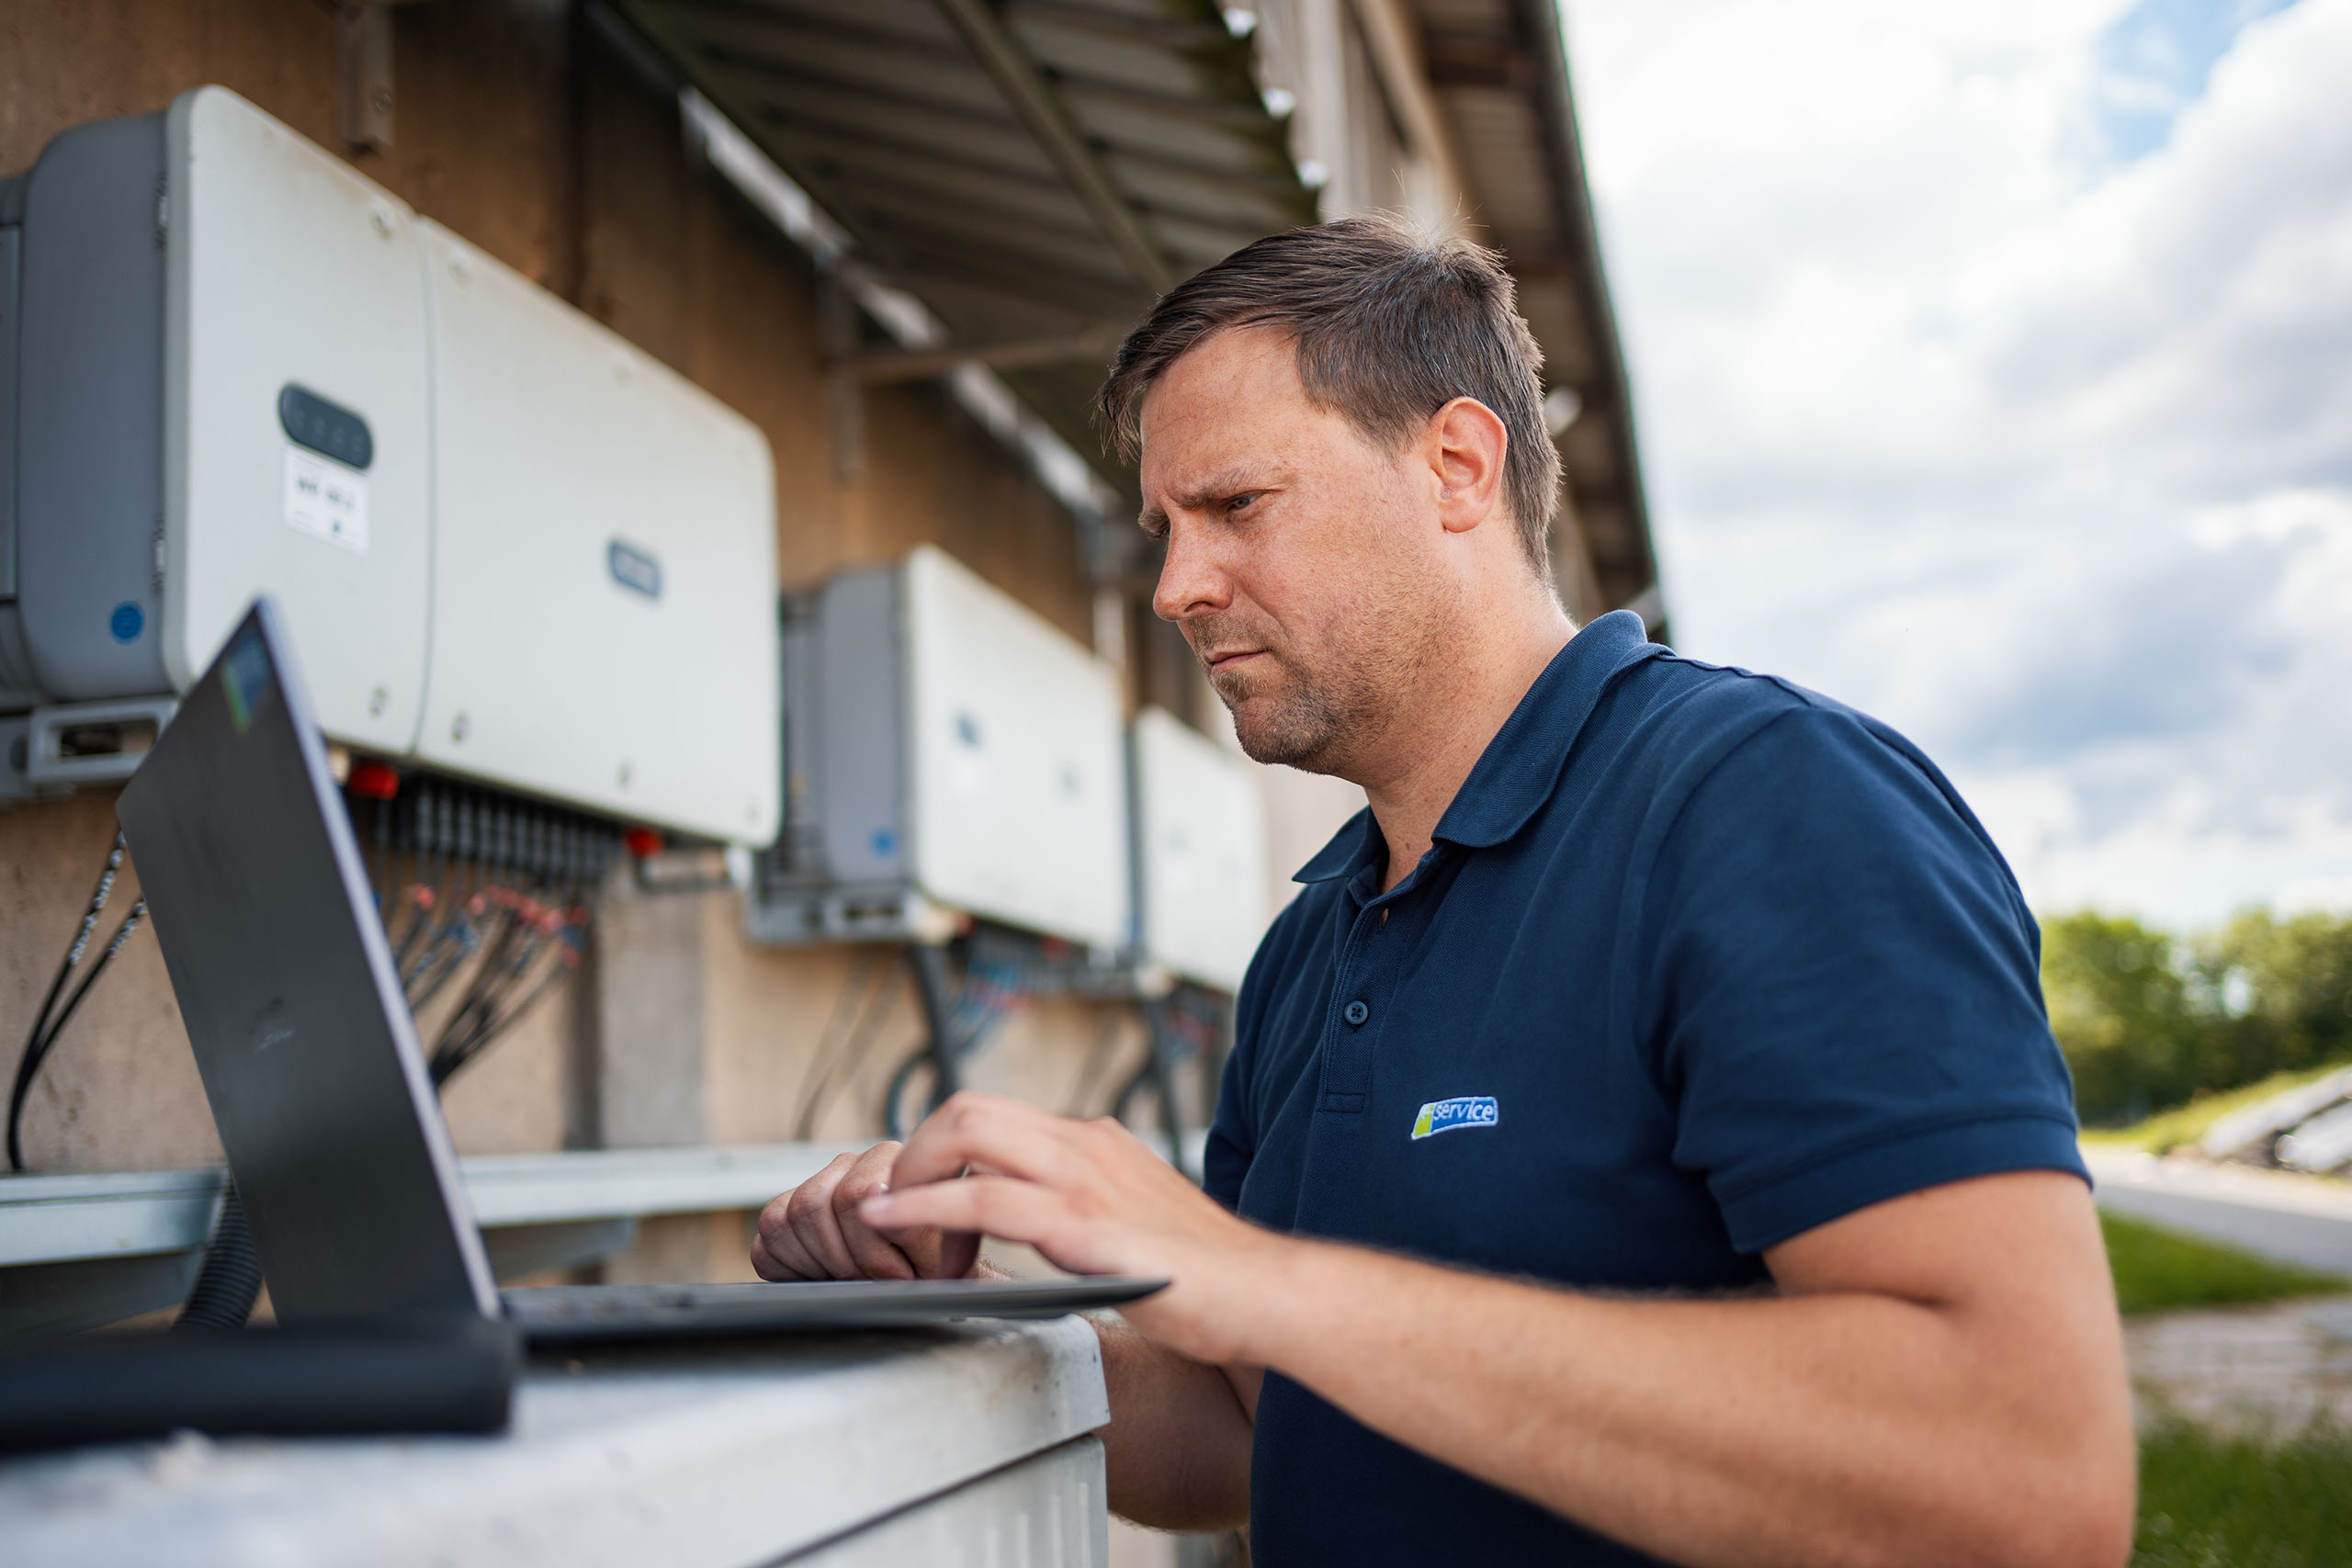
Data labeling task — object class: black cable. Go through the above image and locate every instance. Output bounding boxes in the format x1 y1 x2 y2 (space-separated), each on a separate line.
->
1062 1009 1129 1117
430 888 592 1083
403 881 483 1003
388 881 440 976
174 1182 265 1331
426 898 527 1081
440 936 579 1075
1121 998 1196 1181
174 796 607 1329
6 898 147 1171
7 832 139 1172
791 948 886 1140
883 1045 933 1142
24 898 147 1089
883 947 1042 1137
1111 1057 1157 1123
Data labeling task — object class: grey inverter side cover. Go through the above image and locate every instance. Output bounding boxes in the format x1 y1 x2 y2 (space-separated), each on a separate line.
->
14 110 170 702
814 562 910 886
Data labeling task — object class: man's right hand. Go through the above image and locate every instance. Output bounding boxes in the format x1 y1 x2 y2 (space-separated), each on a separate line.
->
751 1143 980 1281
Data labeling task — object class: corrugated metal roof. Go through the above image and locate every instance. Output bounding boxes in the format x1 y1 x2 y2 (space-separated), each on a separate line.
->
612 0 1315 491
605 0 1657 626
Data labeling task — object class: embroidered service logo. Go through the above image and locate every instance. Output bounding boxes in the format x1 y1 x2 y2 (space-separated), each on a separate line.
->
1410 1095 1499 1140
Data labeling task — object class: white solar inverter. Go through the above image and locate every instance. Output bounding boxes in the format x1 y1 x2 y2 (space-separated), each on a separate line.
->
1129 706 1269 993
1 87 778 844
753 546 1129 951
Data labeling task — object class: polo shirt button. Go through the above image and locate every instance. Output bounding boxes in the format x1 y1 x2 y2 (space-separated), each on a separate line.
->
1344 999 1370 1027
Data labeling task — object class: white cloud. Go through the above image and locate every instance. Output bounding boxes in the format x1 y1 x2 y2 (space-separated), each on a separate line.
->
1562 0 2352 927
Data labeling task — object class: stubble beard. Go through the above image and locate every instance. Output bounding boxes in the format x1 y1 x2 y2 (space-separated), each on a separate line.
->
1189 617 1390 776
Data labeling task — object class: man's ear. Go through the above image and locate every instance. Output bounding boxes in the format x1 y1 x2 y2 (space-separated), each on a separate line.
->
1428 398 1510 536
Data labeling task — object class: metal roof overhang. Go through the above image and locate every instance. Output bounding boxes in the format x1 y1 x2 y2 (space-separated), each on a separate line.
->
1410 0 1660 627
607 0 1311 499
603 0 1659 626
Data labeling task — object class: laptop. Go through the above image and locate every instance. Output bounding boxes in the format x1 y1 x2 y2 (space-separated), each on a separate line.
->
116 598 1163 1341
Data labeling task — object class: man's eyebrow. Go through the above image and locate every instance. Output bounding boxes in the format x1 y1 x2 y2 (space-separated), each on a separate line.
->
1137 468 1275 536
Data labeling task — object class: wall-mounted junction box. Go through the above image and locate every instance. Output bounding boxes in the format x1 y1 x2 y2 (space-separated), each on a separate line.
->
0 87 778 844
1129 706 1268 994
752 546 1129 953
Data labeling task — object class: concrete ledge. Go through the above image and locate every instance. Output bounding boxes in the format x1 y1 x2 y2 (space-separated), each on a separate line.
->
0 1315 1110 1568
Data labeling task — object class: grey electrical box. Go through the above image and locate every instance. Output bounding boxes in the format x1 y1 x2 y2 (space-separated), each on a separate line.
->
751 546 1130 951
756 561 916 942
0 110 170 714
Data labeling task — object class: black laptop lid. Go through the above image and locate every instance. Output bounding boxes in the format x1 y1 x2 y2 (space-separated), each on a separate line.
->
117 599 498 1325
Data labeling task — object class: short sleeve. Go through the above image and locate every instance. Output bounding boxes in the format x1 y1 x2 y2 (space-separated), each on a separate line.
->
1635 705 2085 1255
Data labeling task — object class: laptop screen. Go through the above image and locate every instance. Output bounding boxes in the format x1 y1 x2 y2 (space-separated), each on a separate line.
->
117 599 499 1325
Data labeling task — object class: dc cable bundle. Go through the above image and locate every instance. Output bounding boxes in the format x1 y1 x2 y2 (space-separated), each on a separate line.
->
885 946 1029 1139
185 768 614 1331
6 830 148 1173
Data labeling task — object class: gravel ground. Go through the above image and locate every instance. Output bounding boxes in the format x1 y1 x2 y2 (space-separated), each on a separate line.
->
2124 1296 2352 1433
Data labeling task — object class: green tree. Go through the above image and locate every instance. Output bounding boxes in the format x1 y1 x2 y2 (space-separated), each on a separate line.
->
2041 908 2352 1126
2041 911 2200 1124
2188 909 2352 1088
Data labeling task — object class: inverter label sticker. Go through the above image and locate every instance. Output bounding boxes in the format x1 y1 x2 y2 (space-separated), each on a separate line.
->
283 446 369 555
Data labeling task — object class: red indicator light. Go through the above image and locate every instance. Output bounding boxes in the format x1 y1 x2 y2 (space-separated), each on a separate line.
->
623 826 664 859
348 759 401 800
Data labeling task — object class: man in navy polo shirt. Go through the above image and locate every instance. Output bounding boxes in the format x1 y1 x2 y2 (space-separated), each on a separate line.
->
755 218 2135 1566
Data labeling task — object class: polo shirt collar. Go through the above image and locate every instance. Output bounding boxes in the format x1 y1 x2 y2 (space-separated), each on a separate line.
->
1292 807 1381 886
1291 610 1659 883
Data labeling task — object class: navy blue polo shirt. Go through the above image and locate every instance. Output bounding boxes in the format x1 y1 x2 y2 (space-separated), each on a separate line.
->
1204 610 2085 1566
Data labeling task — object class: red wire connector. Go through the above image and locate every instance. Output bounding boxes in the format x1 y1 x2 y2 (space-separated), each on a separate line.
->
348 759 401 800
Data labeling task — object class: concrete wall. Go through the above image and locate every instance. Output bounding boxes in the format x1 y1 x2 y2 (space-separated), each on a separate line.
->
0 2 1158 1240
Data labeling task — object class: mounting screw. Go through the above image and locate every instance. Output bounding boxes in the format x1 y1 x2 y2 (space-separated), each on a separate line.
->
368 685 389 717
450 713 469 742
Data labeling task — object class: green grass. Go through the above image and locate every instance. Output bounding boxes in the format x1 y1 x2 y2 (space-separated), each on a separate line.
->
2135 1416 2352 1567
2107 1216 2352 1562
2083 1060 2352 1155
2103 1210 2348 1314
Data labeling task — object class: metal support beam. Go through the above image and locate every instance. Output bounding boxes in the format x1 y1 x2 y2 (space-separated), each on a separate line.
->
335 3 396 152
923 0 1180 295
1419 29 1535 91
1001 0 1235 52
1057 77 1278 134
820 265 867 484
832 326 1123 385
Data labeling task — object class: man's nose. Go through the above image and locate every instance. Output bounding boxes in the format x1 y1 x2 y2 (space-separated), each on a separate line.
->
1151 519 1232 624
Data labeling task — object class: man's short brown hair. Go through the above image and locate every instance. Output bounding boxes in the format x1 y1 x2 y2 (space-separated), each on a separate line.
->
1097 214 1561 573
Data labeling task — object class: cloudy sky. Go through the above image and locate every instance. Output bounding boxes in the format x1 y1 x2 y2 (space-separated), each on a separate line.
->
1556 0 2352 930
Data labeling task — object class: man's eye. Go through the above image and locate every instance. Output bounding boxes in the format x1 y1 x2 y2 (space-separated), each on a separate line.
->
1226 492 1261 514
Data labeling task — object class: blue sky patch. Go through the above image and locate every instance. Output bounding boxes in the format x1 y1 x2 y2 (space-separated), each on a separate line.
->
2094 0 2301 164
